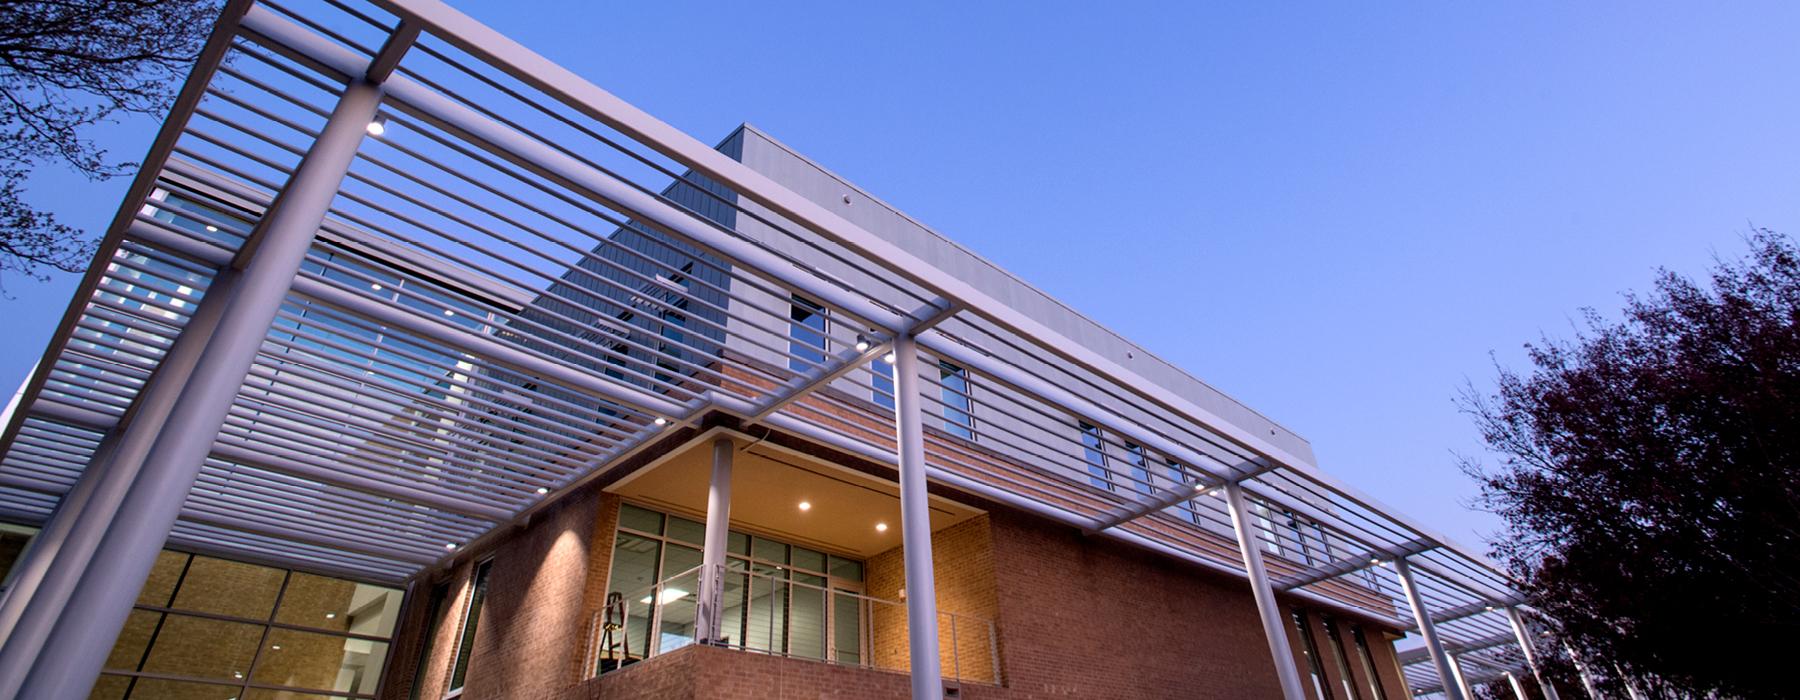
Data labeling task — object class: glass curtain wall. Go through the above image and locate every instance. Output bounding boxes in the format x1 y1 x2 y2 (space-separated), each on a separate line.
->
601 503 865 673
89 550 405 700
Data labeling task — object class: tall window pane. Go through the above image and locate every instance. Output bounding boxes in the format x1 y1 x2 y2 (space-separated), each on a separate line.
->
657 543 704 654
789 296 827 373
408 583 450 700
448 560 493 693
832 591 863 664
607 534 661 661
938 361 974 439
1079 421 1111 490
871 360 895 409
1293 610 1334 700
1124 442 1152 495
1321 616 1363 700
1350 626 1390 700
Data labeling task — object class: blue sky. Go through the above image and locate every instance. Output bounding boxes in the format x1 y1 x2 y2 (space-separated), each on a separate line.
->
4 1 1796 553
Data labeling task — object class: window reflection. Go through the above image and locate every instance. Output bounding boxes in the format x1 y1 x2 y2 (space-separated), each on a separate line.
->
94 551 404 700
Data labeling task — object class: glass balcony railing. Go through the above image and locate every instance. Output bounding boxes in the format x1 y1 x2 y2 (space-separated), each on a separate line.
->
587 563 1000 685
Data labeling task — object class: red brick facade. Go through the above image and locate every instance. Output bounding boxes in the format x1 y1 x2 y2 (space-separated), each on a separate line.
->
381 471 1412 700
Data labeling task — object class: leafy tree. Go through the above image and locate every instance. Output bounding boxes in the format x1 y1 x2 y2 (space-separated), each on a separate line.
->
0 0 215 288
1462 231 1799 699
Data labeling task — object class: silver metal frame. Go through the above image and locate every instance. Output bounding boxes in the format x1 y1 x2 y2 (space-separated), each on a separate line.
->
0 0 1541 697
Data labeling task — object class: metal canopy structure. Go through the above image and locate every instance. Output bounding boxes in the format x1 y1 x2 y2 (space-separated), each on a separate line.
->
0 1 1553 698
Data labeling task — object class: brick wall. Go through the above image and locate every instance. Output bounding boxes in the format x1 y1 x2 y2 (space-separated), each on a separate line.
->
555 644 1015 700
378 439 1417 700
865 514 1001 684
383 490 618 700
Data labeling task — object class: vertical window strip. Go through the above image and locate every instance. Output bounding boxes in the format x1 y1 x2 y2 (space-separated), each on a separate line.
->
1350 625 1390 700
1293 610 1335 700
448 559 493 694
938 361 974 439
788 296 827 373
1124 442 1152 496
1321 616 1364 700
1079 421 1111 491
407 582 451 700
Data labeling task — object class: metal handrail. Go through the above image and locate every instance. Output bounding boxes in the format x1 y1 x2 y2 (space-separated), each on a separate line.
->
592 562 1000 685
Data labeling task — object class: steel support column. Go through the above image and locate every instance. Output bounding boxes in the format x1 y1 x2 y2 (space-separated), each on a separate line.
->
1565 645 1601 700
0 269 236 699
13 78 386 700
1505 607 1561 700
1394 556 1465 700
1507 672 1529 700
892 334 943 700
1223 481 1306 700
695 436 733 645
1448 653 1476 700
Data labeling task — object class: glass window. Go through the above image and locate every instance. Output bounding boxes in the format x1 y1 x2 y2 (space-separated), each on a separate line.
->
655 544 703 654
169 556 284 620
619 503 664 534
95 549 407 699
1124 442 1152 496
870 360 895 409
665 516 705 546
790 572 827 660
939 361 974 440
832 591 863 665
102 610 161 672
604 504 868 671
1321 616 1363 700
408 583 450 700
448 560 493 693
791 547 826 574
828 556 863 583
608 533 661 659
788 296 827 373
136 550 188 608
1293 610 1334 700
751 537 789 565
1350 626 1390 700
1079 421 1111 491
253 628 389 696
139 614 263 682
274 572 403 638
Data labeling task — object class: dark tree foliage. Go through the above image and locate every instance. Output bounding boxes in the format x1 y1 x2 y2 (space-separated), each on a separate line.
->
0 0 214 287
1462 231 1800 699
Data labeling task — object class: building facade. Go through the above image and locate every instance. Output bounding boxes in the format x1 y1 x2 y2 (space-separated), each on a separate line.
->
0 2 1567 699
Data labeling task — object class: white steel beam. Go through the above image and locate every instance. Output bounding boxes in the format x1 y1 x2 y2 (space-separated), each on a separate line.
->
893 334 944 700
1224 481 1306 700
1395 556 1467 700
1506 607 1561 700
14 74 392 699
695 436 732 645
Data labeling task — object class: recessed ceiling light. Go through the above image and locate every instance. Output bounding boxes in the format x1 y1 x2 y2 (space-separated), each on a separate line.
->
653 417 668 426
536 486 549 495
205 225 218 232
798 501 812 511
443 309 455 316
371 283 382 291
270 645 282 651
444 543 458 550
875 522 888 532
325 612 336 619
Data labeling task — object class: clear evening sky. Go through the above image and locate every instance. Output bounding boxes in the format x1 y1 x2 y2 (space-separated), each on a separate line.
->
4 1 1795 557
